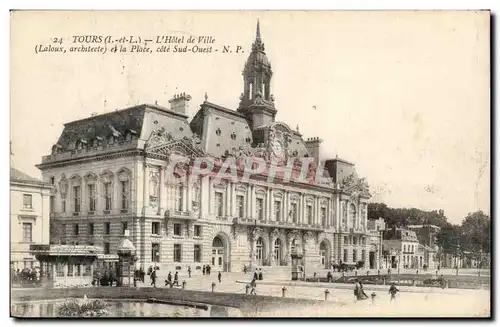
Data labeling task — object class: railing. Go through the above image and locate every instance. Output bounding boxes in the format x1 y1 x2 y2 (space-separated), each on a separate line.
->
167 209 197 220
232 218 324 231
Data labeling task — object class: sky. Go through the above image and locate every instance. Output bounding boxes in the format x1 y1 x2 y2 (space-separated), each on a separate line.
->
10 11 490 224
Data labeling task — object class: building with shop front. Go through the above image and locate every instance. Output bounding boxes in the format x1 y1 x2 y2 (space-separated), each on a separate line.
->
10 167 52 270
382 227 421 270
37 22 376 276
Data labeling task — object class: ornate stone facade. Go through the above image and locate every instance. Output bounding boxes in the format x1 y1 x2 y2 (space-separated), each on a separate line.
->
37 22 378 277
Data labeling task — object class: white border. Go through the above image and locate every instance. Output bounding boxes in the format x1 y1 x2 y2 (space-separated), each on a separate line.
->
2 1 497 327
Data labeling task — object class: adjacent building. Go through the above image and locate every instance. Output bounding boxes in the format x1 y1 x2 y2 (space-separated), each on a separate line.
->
10 167 52 270
36 22 376 275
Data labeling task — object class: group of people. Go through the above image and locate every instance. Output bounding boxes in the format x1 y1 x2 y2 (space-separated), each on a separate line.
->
11 268 41 285
353 278 400 302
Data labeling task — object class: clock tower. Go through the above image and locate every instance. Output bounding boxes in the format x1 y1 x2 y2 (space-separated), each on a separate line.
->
237 20 277 130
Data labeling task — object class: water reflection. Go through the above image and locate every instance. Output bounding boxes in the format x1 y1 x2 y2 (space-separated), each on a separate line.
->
11 300 242 318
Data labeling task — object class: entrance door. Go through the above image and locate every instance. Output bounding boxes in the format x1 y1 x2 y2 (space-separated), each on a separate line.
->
274 239 282 265
369 252 376 269
319 241 328 268
256 238 264 266
212 236 224 271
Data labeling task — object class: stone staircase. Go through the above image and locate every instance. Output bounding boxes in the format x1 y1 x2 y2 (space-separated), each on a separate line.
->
250 265 291 281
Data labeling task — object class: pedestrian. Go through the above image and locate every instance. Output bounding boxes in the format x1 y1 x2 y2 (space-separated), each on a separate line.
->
150 269 157 288
202 265 206 276
250 278 257 295
253 269 258 281
166 271 172 287
358 281 369 300
188 266 192 278
174 271 179 286
218 271 222 283
389 283 399 301
353 279 361 300
140 267 145 282
258 269 263 281
207 265 211 275
243 264 247 274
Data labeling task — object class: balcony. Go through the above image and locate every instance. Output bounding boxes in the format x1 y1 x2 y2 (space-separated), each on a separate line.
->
165 209 197 220
232 217 324 231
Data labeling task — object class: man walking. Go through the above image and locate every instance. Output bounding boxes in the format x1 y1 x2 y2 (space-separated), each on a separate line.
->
188 266 192 278
218 271 222 283
389 283 399 301
150 269 157 288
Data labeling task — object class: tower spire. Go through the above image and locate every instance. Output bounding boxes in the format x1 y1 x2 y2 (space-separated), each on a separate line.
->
256 19 261 42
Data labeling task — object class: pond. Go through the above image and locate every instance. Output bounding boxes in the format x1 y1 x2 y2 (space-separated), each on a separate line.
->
11 299 243 318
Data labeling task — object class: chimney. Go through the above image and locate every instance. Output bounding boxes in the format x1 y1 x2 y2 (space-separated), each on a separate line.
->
169 93 192 114
304 137 323 163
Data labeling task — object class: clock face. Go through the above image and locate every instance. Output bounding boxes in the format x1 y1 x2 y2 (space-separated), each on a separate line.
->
271 140 284 158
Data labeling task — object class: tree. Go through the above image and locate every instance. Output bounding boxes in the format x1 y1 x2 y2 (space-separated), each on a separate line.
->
460 211 490 266
436 223 461 254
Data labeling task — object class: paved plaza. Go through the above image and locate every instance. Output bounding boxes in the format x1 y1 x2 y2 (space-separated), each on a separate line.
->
133 269 490 317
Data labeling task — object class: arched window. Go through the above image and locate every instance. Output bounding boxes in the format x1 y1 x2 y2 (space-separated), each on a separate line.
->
212 236 224 248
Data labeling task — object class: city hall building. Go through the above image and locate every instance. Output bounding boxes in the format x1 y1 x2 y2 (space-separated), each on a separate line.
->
37 23 378 275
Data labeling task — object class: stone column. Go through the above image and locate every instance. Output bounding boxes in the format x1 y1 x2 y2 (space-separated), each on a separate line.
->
335 197 341 231
142 163 149 215
208 177 213 215
186 177 191 212
251 184 256 219
231 182 236 217
269 189 274 221
246 184 251 218
157 166 164 215
300 194 305 224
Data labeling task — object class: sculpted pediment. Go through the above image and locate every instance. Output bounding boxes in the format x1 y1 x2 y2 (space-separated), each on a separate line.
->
146 135 205 159
340 173 371 198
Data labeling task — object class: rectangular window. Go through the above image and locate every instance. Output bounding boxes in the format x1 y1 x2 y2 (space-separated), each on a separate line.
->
104 242 110 254
152 222 160 235
344 236 349 244
67 264 74 277
61 199 66 213
50 177 55 185
174 223 182 236
88 184 96 212
321 207 327 226
22 223 32 242
353 237 357 245
88 223 94 235
343 249 348 263
83 265 92 277
291 203 298 223
22 194 32 209
120 180 129 210
74 224 79 236
177 186 184 211
56 263 64 277
122 221 128 235
215 192 224 217
353 250 357 262
151 243 160 262
236 195 245 218
256 198 264 220
104 222 110 235
274 200 281 221
73 186 81 213
104 182 112 211
194 244 202 263
194 225 202 237
306 205 313 225
173 244 182 262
